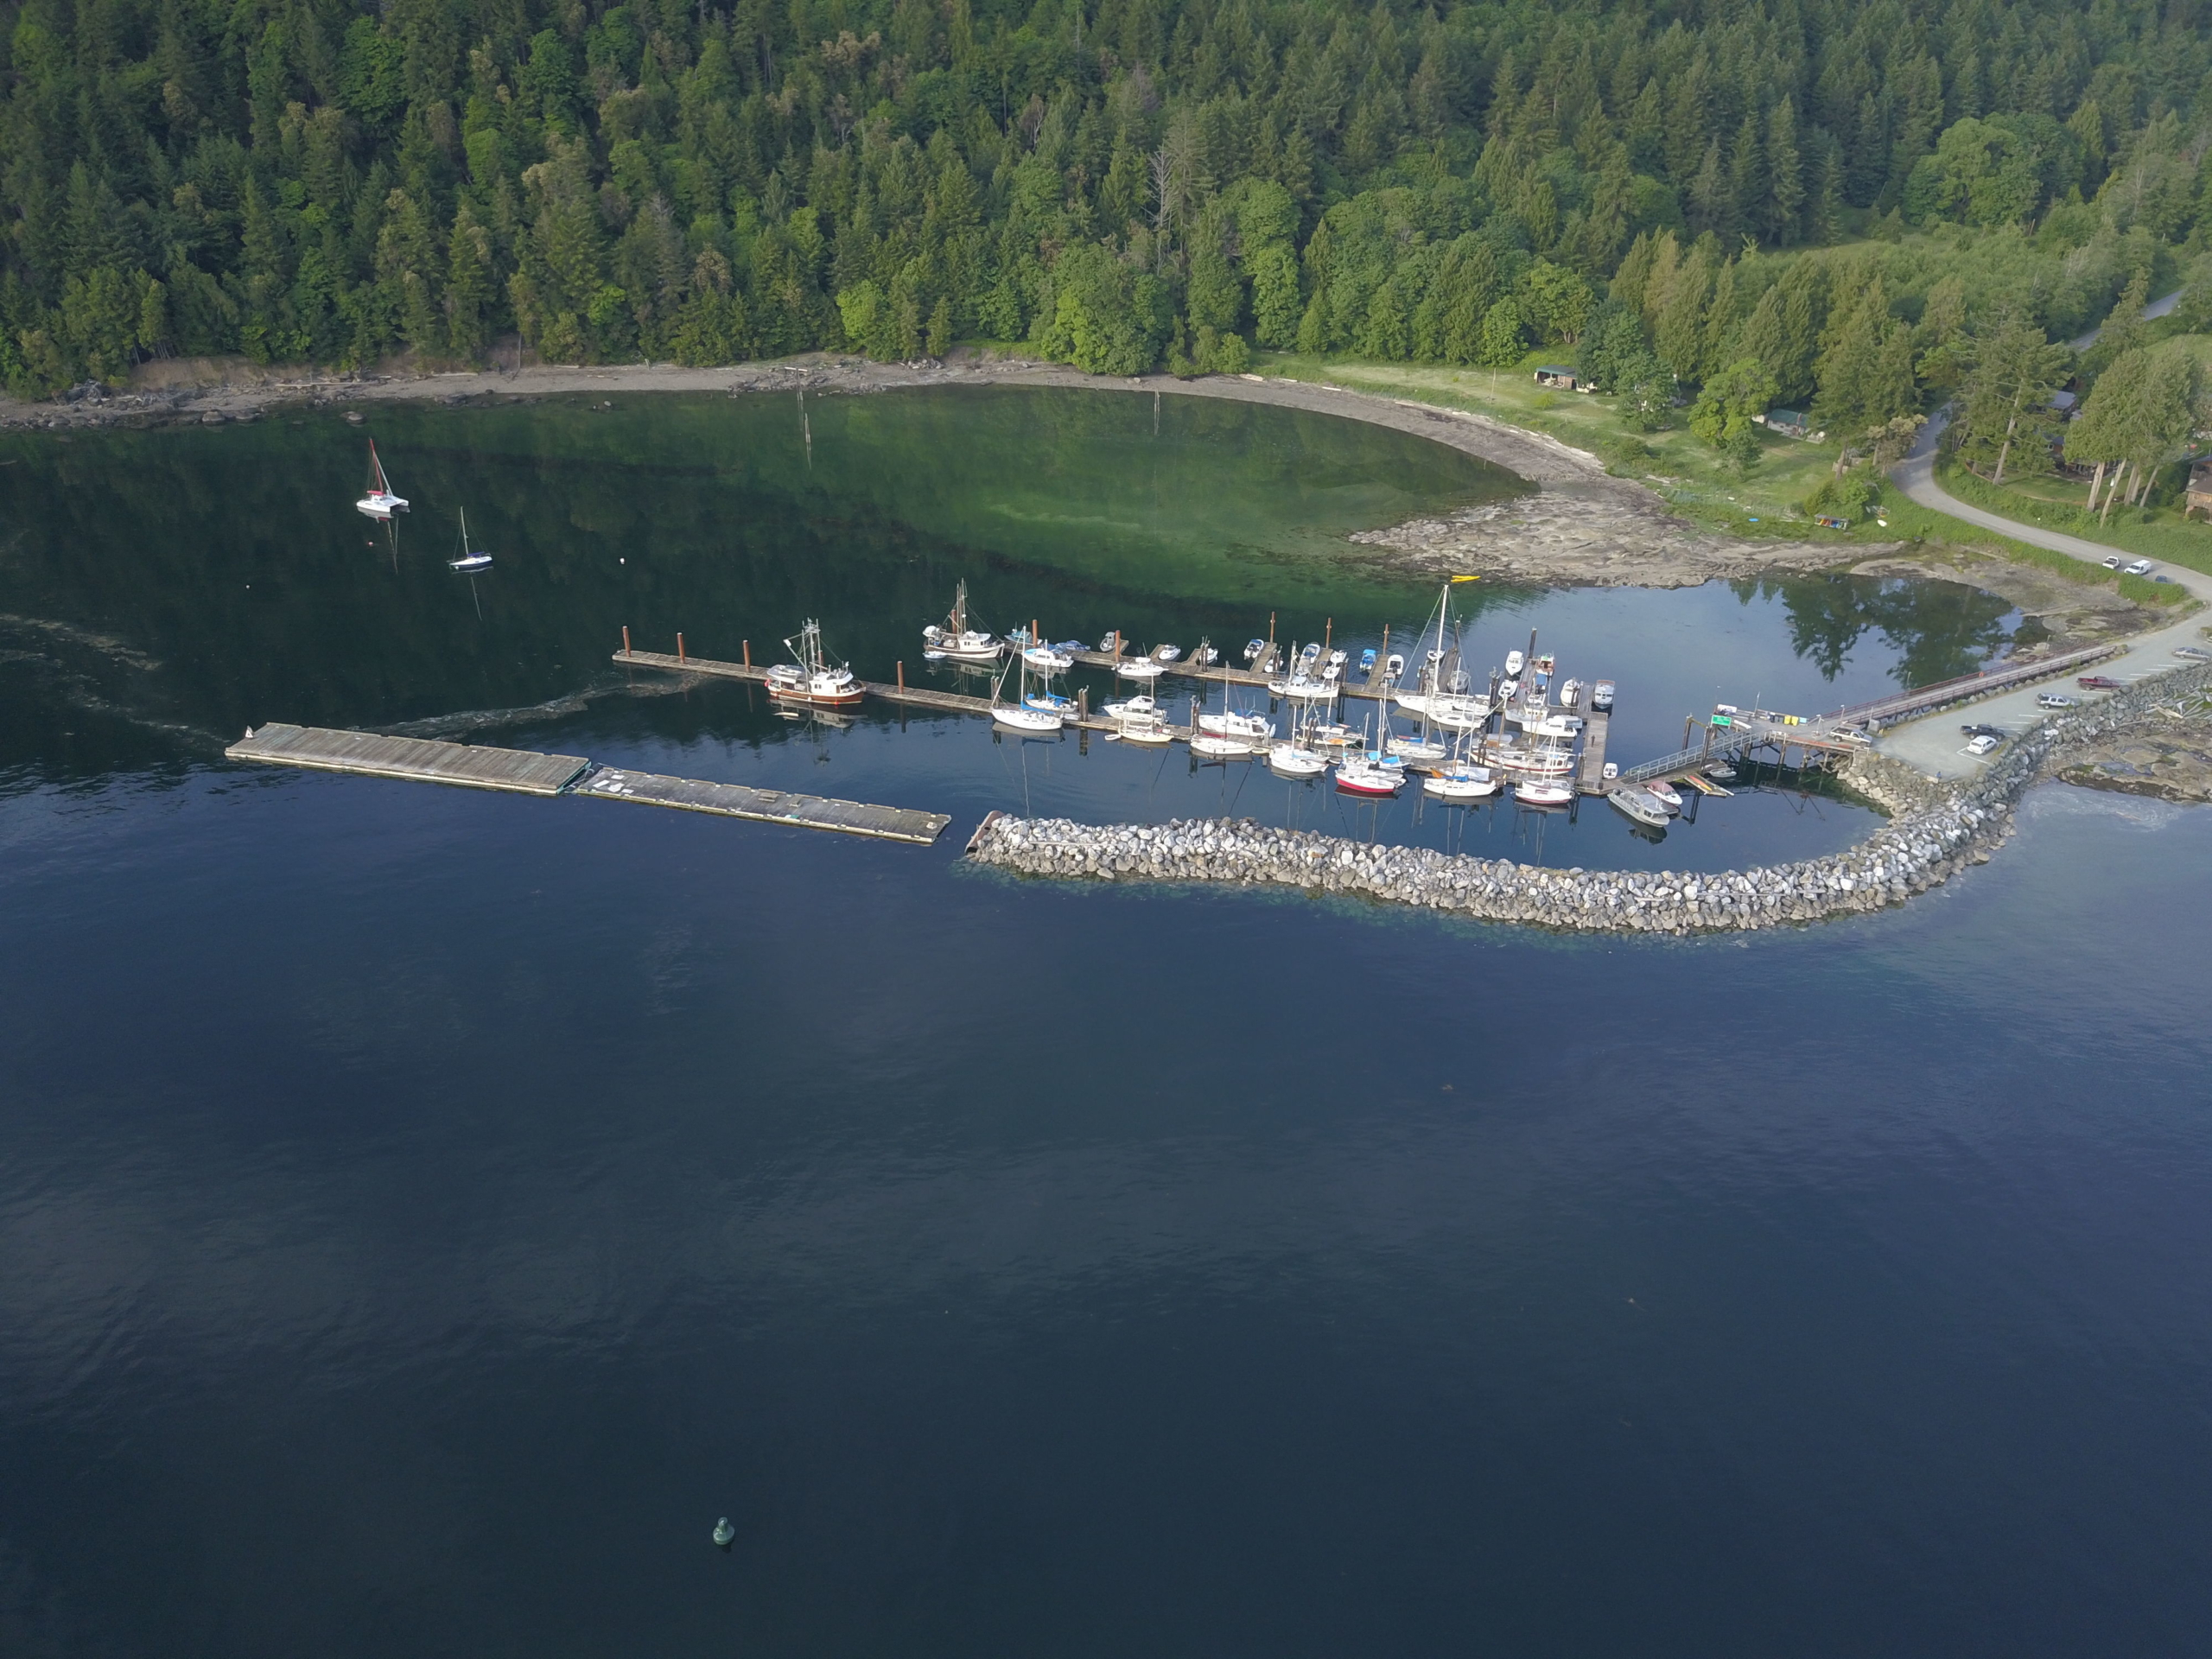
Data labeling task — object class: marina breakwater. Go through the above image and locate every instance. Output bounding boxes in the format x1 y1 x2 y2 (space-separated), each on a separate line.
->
966 662 2212 933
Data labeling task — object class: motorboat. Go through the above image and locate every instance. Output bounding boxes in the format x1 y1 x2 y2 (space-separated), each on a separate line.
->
1097 631 1122 653
1558 677 1582 709
765 620 865 706
1243 638 1268 664
1608 787 1670 827
1387 732 1448 765
1498 677 1520 702
1268 742 1326 778
1592 679 1616 713
1112 706 1173 744
1643 779 1684 813
1268 672 1337 702
1103 695 1156 720
1023 641 1073 672
1358 647 1377 675
1327 649 1347 670
1333 754 1404 796
1514 779 1574 807
1192 644 1220 666
1152 644 1182 663
1423 762 1497 802
1116 656 1165 680
1386 652 1404 678
922 581 1002 663
1198 709 1275 745
354 439 409 519
1503 648 1525 677
1052 639 1085 655
1703 761 1737 783
1297 643 1321 671
447 506 492 572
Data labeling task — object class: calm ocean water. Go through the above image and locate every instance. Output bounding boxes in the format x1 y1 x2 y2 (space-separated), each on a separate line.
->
3 392 2207 1656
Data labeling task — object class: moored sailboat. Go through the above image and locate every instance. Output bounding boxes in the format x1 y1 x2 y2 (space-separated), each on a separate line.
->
354 440 410 519
447 507 492 572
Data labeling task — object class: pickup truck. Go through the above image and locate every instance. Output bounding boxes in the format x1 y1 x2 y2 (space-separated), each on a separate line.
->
2078 675 2125 690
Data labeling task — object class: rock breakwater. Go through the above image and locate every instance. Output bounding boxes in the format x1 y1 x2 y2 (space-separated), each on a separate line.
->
966 663 2212 933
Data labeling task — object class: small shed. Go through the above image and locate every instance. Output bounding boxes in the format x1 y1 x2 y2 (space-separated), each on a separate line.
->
2186 459 2212 521
1760 408 1811 438
1533 366 1577 390
2049 389 2079 415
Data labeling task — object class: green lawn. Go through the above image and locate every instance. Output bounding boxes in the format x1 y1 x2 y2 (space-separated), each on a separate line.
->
1935 454 2212 581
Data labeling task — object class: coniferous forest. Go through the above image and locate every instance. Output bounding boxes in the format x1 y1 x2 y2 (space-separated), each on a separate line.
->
6 0 2212 441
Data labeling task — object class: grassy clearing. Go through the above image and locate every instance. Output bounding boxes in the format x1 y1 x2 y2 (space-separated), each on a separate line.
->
1245 350 2192 606
1934 454 2212 582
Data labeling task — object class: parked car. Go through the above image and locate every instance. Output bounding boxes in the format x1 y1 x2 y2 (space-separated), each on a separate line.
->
2078 675 2125 690
2037 692 2078 709
2125 559 2155 576
2176 645 2210 661
1960 722 2005 738
2101 556 2124 570
1966 734 2002 755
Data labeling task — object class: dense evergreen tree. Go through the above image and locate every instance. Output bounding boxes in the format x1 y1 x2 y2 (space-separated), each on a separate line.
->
3 0 2210 400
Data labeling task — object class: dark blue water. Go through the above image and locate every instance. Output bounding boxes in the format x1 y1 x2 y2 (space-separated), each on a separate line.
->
3 395 2207 1656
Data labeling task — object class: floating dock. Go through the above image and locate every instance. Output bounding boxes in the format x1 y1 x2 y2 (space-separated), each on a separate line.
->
227 723 589 794
578 766 949 844
226 723 947 844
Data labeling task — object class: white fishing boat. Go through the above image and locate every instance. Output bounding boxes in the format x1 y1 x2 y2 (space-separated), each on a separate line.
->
921 582 1002 663
1116 656 1166 680
764 620 864 706
1423 761 1497 802
354 440 409 519
447 506 492 572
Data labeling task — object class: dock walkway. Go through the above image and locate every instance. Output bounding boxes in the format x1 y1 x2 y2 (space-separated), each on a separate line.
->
226 723 948 844
227 723 589 794
579 766 949 844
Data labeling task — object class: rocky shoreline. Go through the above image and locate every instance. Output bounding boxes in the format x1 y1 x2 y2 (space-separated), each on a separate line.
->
965 663 2212 932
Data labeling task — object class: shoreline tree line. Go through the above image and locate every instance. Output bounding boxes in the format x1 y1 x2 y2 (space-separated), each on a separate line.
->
5 0 2212 489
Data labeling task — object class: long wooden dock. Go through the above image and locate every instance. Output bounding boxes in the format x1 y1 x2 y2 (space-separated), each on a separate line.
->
226 722 947 844
613 645 1139 731
577 766 949 843
227 723 590 794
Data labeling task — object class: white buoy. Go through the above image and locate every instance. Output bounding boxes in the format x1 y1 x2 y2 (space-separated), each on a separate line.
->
711 1516 734 1550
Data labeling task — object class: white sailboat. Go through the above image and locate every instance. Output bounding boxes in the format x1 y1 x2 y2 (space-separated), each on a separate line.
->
922 582 1002 663
354 440 409 519
447 507 492 572
992 641 1062 734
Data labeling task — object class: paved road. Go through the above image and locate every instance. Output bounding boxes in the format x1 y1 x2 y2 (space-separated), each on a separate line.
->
2068 286 2183 351
1883 410 2212 778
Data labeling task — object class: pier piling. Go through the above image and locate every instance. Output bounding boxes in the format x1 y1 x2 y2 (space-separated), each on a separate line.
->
677 632 686 665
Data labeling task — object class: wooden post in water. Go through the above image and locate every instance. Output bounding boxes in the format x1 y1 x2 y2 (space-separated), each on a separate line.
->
1683 715 1695 751
1077 687 1089 721
742 639 750 668
622 625 632 657
677 632 686 664
898 660 905 690
1324 617 1333 652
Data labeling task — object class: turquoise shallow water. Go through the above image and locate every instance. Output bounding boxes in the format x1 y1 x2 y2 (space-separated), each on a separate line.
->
2 392 2205 1656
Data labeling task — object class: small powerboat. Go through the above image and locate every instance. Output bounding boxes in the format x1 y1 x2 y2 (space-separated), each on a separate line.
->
1102 695 1156 720
1608 787 1670 827
1268 743 1326 779
1643 779 1684 813
1385 652 1405 679
1116 657 1165 680
1152 644 1182 663
1023 642 1073 672
1243 638 1268 664
1358 647 1377 675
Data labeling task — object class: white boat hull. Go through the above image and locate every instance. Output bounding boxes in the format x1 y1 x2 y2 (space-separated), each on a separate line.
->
1268 746 1327 778
993 706 1062 734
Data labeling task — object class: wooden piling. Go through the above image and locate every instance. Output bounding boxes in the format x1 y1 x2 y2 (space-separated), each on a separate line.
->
898 660 905 689
677 632 686 664
742 639 750 667
622 625 632 656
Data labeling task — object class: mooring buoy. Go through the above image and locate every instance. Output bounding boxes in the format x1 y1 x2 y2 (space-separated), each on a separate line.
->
711 1516 735 1550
